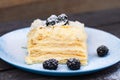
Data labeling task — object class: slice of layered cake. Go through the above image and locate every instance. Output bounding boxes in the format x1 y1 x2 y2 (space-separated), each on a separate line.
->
26 14 87 65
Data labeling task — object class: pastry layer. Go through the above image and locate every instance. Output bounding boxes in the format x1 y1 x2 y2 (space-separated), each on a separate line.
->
26 21 87 65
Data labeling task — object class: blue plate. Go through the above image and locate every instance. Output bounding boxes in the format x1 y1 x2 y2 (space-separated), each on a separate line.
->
0 27 120 76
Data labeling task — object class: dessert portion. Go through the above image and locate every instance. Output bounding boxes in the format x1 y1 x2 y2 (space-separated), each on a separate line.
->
25 14 88 65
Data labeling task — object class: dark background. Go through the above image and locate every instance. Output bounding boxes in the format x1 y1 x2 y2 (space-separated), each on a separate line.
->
0 0 120 23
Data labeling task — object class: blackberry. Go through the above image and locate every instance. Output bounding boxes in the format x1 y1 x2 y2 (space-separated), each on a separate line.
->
43 59 58 70
46 15 58 26
66 58 81 70
58 14 69 25
97 45 109 57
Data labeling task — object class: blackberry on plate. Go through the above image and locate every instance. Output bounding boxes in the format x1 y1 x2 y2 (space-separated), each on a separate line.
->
66 58 81 70
58 14 69 25
97 45 109 57
46 15 58 26
43 59 58 70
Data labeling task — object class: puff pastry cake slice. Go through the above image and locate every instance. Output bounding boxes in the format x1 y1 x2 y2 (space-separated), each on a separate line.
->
25 14 87 65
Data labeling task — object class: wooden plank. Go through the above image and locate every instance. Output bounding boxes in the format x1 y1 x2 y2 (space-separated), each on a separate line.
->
69 8 120 27
1 0 120 9
0 20 33 36
0 0 40 9
0 8 120 28
0 62 119 80
0 0 120 22
0 69 45 80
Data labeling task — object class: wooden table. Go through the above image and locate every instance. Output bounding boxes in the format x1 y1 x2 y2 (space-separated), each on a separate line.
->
0 8 120 80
